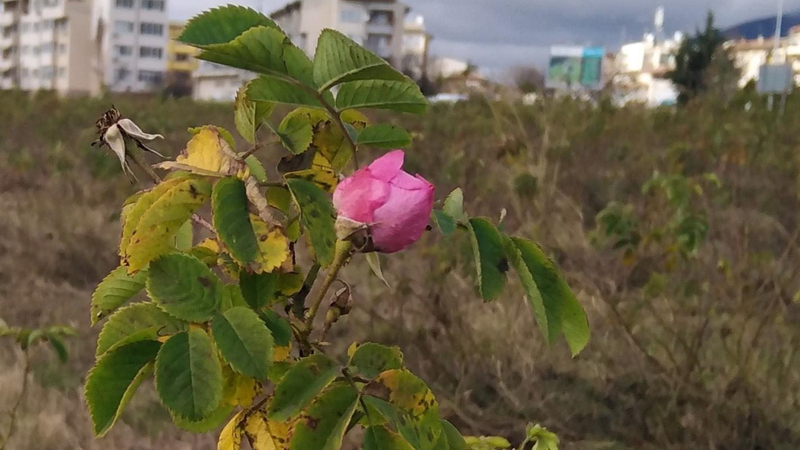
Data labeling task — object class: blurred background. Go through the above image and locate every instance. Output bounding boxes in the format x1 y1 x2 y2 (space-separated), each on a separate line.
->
3 0 800 449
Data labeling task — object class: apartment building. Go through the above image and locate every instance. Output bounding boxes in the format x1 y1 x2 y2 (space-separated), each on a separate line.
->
193 60 256 102
401 14 429 80
166 21 196 74
727 26 800 89
612 32 683 106
91 0 168 93
0 0 94 94
271 0 408 67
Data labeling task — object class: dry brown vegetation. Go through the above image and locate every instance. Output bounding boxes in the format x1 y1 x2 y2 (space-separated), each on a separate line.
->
1 88 800 449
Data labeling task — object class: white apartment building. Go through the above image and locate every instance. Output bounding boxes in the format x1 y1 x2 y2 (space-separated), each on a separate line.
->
727 26 800 88
0 0 94 94
613 32 683 107
193 60 256 102
91 0 168 93
401 14 427 79
271 0 407 67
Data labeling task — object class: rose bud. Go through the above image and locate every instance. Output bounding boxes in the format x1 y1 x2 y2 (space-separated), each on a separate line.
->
333 150 435 253
92 107 166 182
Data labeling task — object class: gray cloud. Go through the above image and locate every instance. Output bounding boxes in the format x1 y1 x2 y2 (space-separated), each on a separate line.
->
171 0 800 73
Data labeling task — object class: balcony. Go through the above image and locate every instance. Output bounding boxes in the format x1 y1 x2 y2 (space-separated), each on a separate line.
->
0 13 16 27
0 33 13 48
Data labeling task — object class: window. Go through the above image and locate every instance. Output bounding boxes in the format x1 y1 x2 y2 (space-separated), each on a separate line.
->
57 67 65 77
142 0 164 11
116 67 131 81
138 70 163 84
114 21 134 34
140 23 163 36
40 66 54 79
116 0 134 8
22 24 31 33
116 45 132 56
40 42 55 53
58 43 66 54
42 20 53 30
43 0 59 6
21 45 29 54
340 9 363 23
54 19 67 33
139 46 162 59
175 53 189 61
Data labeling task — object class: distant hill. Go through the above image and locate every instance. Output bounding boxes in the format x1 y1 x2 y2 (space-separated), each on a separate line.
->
724 11 800 40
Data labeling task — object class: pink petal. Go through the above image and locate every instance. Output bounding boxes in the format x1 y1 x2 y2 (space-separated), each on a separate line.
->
391 170 432 190
370 182 435 253
366 150 405 182
332 170 390 223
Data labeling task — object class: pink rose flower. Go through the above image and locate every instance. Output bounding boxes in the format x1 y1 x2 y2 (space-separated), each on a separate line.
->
333 150 435 253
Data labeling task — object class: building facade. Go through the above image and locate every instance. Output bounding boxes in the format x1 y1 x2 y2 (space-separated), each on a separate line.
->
0 0 94 94
91 0 168 93
166 21 197 74
612 32 683 106
271 0 407 67
727 26 800 88
401 14 428 79
193 60 256 102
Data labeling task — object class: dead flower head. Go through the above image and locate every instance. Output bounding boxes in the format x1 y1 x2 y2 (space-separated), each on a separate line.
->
92 106 166 181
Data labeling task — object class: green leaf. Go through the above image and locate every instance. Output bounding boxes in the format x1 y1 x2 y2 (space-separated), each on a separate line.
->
356 124 413 148
123 178 212 273
96 302 186 357
440 420 467 450
503 236 549 343
85 340 161 437
45 333 69 363
239 271 278 309
365 369 442 450
246 76 324 109
260 310 293 347
432 211 456 236
179 5 277 46
286 178 337 267
348 343 404 379
174 220 194 251
467 218 509 302
512 238 590 356
90 266 147 325
155 328 223 421
173 403 235 433
147 253 223 322
336 80 428 114
366 252 391 288
443 189 467 224
275 112 314 155
289 383 359 450
235 86 274 144
246 155 269 183
220 284 249 311
196 26 287 75
212 306 274 379
364 425 416 450
268 353 340 421
313 29 407 91
213 177 260 265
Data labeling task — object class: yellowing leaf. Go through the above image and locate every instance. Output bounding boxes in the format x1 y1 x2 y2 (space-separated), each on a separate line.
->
120 178 186 258
244 411 278 450
227 374 260 408
123 178 211 273
266 416 297 450
285 152 338 193
273 343 291 362
158 127 249 178
218 411 245 450
251 215 290 274
312 111 367 171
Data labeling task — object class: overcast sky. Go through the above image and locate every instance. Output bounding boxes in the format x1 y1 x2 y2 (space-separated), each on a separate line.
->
170 0 800 74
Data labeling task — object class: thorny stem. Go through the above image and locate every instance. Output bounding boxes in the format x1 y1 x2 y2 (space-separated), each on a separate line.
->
1 349 30 450
304 240 353 333
291 263 321 320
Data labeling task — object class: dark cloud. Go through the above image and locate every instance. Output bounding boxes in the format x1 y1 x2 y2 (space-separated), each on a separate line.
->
173 0 800 73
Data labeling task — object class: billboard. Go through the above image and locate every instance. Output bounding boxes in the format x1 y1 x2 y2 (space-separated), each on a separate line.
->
546 46 604 91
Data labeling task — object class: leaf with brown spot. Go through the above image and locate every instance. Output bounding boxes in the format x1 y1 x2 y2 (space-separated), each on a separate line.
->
288 383 359 450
